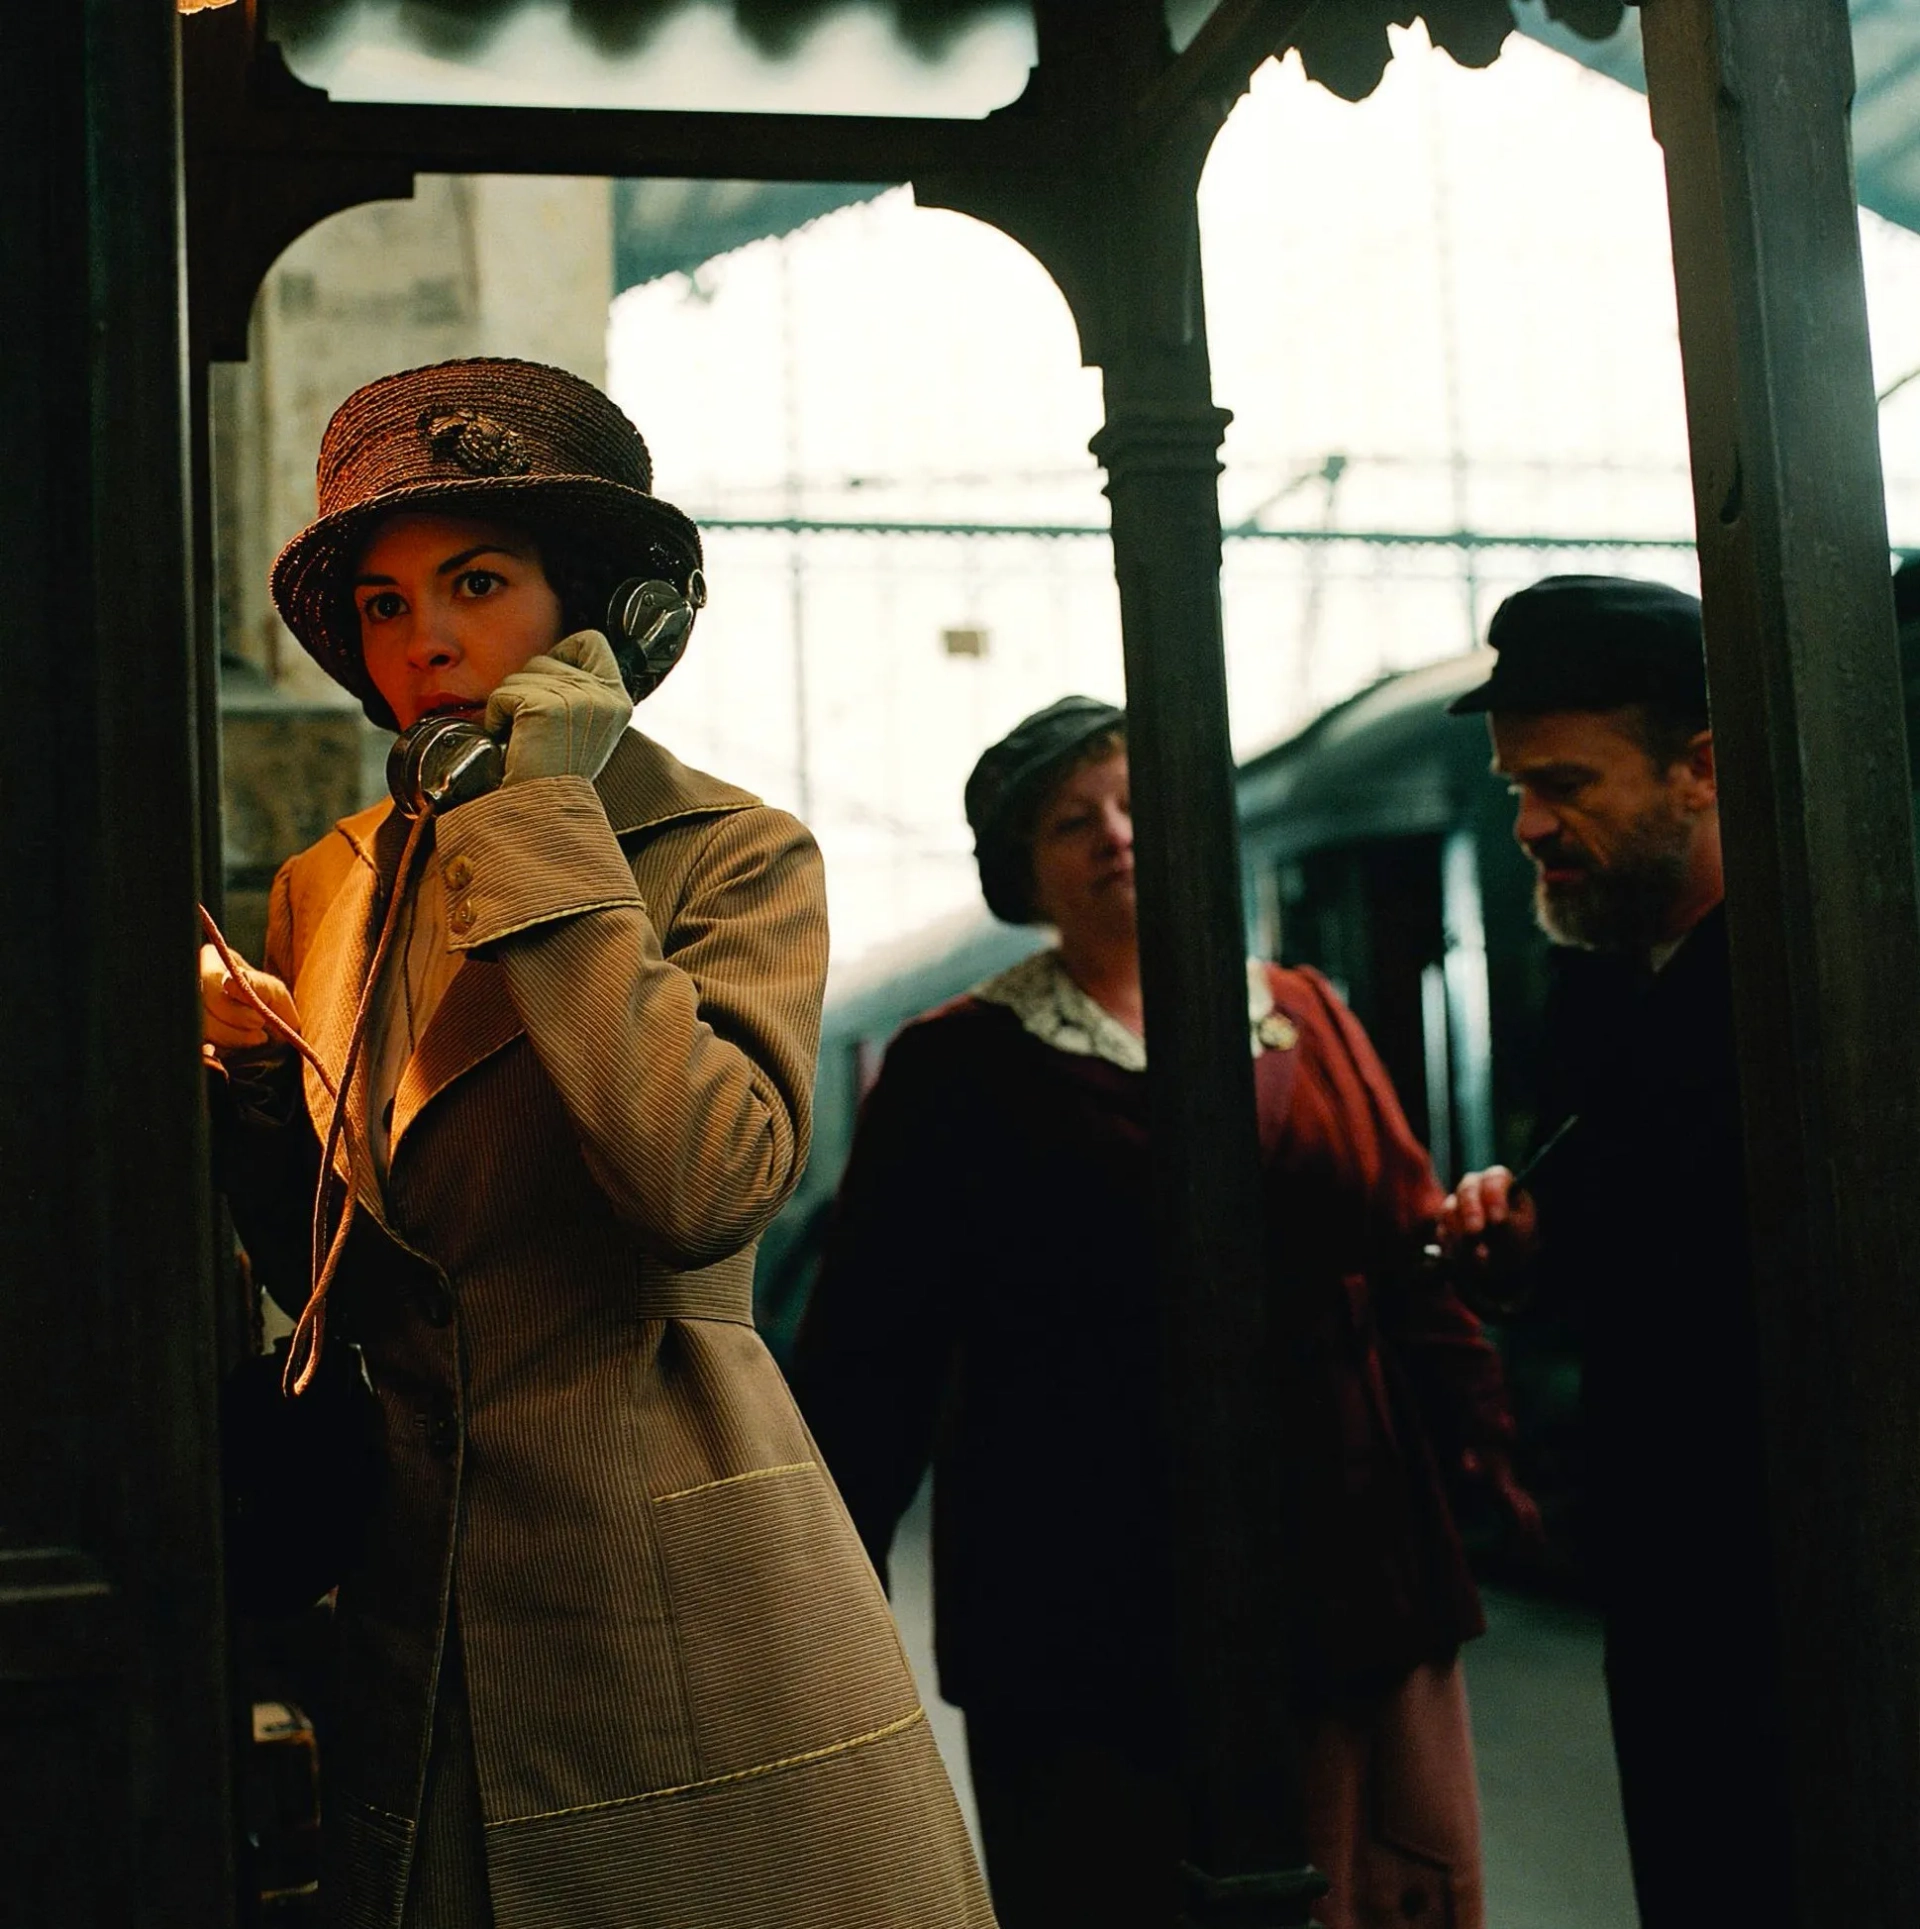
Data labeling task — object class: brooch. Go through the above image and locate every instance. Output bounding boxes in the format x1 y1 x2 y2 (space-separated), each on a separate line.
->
1256 1012 1300 1052
419 407 532 477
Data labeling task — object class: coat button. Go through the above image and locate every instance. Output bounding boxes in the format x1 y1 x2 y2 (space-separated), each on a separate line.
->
445 856 473 890
424 1403 459 1458
449 900 476 935
415 1277 453 1327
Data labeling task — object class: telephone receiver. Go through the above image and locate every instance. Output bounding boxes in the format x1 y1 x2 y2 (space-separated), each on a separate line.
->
611 566 706 693
386 569 707 818
386 712 504 820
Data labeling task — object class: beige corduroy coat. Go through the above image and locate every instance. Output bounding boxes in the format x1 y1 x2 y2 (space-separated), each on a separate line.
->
228 729 991 1929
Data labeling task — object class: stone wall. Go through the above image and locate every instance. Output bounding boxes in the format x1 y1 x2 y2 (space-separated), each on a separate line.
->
211 173 613 952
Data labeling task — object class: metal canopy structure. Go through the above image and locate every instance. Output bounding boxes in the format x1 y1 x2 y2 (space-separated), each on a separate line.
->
1524 0 1920 240
277 3 1920 308
8 1 1920 1924
611 177 887 291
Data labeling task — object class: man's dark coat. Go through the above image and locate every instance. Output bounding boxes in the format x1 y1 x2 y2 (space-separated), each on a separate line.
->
1528 905 1795 1929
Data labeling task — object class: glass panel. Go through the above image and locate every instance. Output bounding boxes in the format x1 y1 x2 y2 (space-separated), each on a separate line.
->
1164 0 1215 55
267 0 1036 117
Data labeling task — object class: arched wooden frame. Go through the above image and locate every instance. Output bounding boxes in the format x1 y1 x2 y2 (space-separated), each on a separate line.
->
168 4 1920 1924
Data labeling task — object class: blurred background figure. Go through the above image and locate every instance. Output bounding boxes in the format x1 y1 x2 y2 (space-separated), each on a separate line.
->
1438 576 1794 1929
792 696 1536 1929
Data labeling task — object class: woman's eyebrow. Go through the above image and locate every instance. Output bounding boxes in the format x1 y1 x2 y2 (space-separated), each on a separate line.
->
352 544 524 588
435 543 524 575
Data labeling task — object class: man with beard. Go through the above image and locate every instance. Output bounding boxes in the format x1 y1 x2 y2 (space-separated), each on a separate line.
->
1438 576 1794 1929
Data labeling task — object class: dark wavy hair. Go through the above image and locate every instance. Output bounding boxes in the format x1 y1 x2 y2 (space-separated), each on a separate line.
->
523 518 701 705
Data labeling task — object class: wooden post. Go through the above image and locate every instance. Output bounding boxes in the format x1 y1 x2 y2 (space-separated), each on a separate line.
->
1641 2 1920 1918
922 8 1324 1917
1095 344 1324 1929
0 2 234 1922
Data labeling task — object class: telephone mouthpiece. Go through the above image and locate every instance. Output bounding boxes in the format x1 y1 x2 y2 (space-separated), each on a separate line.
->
387 714 505 819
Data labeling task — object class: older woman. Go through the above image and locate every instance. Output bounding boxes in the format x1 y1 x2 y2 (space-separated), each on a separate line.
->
792 696 1527 1929
201 359 991 1929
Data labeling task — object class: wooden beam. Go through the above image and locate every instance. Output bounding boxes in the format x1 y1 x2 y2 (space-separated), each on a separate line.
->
181 2 1087 357
0 0 234 1920
1132 0 1321 155
185 7 1054 182
203 91 1056 183
1641 1 1920 1917
930 11 1323 1919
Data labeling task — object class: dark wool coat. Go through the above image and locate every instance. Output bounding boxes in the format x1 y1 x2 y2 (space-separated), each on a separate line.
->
790 958 1512 1728
217 731 992 1929
1529 907 1773 1614
1524 906 1795 1928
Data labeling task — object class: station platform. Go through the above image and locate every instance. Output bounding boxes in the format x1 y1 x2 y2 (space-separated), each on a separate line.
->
888 1494 1638 1928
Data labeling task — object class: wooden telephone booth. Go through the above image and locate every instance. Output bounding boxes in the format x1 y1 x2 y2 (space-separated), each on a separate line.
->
5 3 1919 1924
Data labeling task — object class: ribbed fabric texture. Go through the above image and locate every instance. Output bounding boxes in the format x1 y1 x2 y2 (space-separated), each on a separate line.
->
399 1612 495 1929
434 772 815 1266
487 1717 988 1929
248 731 992 1929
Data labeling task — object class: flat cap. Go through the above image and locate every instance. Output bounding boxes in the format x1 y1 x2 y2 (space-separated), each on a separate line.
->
1447 575 1706 718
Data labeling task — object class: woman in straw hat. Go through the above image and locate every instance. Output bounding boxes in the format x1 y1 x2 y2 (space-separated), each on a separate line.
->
202 359 992 1929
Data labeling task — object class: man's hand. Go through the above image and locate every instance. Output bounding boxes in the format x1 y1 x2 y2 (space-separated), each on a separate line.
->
1460 1445 1548 1556
200 943 300 1060
1438 1164 1541 1272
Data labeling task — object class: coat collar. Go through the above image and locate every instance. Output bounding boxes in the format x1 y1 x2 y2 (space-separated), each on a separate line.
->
971 949 1297 1073
298 807 406 1213
298 838 523 1205
593 725 763 836
306 729 761 1189
330 726 760 867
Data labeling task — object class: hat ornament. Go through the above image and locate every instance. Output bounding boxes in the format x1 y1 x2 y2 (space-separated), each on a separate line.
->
418 406 532 478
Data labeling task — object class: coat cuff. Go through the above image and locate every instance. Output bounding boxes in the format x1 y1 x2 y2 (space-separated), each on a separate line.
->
210 1047 302 1131
435 773 644 951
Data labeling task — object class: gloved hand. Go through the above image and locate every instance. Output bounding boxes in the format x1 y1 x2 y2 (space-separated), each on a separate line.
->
485 629 634 786
200 941 301 1060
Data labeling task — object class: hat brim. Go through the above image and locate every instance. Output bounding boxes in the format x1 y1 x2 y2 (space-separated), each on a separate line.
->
270 473 702 719
1445 679 1498 716
1445 671 1703 718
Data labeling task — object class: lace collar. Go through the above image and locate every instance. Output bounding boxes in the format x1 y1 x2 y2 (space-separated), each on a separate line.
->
970 949 1297 1073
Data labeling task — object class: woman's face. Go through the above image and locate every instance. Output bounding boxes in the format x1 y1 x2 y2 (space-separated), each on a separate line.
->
1028 748 1136 945
354 511 566 731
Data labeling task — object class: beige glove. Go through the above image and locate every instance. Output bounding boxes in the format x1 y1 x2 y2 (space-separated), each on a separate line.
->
485 629 634 786
199 942 300 1059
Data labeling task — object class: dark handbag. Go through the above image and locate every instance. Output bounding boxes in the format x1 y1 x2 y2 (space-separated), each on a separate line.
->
221 1334 386 1617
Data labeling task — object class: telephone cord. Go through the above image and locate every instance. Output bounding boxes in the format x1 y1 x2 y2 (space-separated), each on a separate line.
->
198 808 430 1396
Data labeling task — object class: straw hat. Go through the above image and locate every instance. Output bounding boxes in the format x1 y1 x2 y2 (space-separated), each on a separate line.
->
270 358 702 725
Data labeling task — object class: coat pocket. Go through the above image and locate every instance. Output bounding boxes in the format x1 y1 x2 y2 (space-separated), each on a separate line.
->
650 1461 922 1782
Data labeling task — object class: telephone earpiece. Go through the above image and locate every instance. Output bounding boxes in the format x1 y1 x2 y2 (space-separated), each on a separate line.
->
608 567 706 695
387 713 505 819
